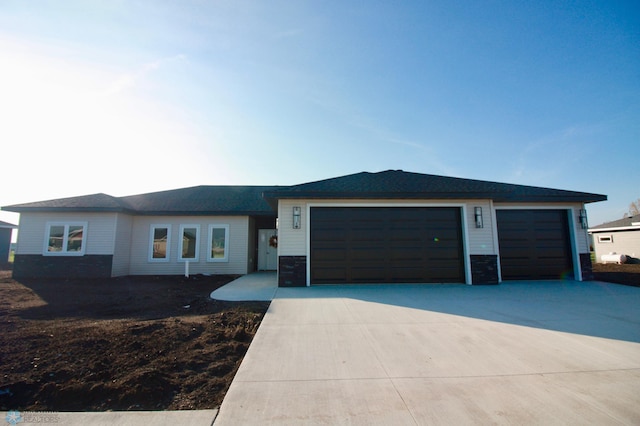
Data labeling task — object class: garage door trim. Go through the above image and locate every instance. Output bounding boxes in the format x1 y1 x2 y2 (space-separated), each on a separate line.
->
305 202 472 286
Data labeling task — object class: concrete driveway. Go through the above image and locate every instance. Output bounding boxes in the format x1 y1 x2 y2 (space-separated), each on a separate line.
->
214 281 640 425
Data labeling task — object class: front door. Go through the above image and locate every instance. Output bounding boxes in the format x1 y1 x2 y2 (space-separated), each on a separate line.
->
258 229 278 271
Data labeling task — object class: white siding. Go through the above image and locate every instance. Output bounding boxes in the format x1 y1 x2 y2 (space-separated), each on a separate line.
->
15 212 117 255
465 200 495 255
593 230 640 262
128 216 250 275
278 199 497 257
111 213 133 276
278 200 307 256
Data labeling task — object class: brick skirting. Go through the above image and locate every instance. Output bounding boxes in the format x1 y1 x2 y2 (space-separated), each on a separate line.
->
470 255 499 284
12 254 113 279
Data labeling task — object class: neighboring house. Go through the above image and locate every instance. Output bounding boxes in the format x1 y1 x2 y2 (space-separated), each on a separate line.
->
589 214 640 263
2 170 606 285
0 220 17 263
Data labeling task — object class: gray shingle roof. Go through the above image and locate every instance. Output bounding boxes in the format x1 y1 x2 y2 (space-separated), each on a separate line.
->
2 170 607 215
2 193 135 213
3 186 279 216
120 186 278 215
263 170 607 204
590 214 640 231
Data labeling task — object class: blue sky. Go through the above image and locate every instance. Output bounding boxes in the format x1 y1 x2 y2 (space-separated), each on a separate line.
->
1 0 638 229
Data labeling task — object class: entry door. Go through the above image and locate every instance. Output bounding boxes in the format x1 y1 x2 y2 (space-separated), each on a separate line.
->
258 229 278 271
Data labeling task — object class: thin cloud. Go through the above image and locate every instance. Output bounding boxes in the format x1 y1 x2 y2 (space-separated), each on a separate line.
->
104 54 186 95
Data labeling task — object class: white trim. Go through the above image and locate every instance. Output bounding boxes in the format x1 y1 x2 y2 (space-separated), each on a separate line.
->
589 225 640 233
597 235 613 243
460 205 472 285
566 209 583 281
148 224 171 262
207 224 230 262
489 200 502 283
43 221 88 256
178 224 200 262
305 202 471 286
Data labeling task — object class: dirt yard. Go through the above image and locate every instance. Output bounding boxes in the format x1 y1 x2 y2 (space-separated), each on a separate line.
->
0 262 636 412
592 262 640 287
0 270 269 411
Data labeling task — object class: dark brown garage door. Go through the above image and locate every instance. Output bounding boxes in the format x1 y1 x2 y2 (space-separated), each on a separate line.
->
310 207 464 284
496 209 573 280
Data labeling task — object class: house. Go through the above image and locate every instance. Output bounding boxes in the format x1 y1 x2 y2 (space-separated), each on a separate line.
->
0 220 17 264
2 170 606 285
589 214 640 264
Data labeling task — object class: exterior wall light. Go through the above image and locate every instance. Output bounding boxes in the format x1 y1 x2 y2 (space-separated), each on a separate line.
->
578 209 588 229
292 206 301 229
474 207 483 228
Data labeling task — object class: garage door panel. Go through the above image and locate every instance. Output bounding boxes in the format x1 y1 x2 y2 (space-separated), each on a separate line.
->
312 267 347 282
313 229 347 241
312 248 347 261
497 209 573 281
310 207 464 284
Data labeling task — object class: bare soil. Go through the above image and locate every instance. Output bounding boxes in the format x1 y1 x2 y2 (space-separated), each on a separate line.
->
592 262 640 287
0 269 269 411
0 262 635 412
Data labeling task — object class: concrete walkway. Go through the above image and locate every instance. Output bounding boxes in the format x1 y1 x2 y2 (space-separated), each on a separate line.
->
210 272 277 301
214 280 640 425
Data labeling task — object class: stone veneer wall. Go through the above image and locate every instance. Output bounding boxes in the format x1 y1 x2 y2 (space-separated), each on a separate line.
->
13 254 113 279
278 256 307 287
579 253 594 281
470 255 499 284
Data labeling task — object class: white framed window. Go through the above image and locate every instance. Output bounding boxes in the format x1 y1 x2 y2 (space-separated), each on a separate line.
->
598 235 613 243
149 224 171 262
44 222 87 256
208 224 229 262
179 224 200 261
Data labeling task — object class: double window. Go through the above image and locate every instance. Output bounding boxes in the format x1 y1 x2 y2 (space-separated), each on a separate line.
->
148 223 229 262
44 222 87 255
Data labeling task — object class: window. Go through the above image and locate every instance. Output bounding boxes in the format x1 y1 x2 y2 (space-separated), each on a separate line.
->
598 235 613 243
208 225 229 262
44 222 87 255
179 225 200 261
149 225 171 261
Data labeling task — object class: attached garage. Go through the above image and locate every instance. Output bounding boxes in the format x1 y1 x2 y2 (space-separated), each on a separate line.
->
496 209 574 280
310 206 465 284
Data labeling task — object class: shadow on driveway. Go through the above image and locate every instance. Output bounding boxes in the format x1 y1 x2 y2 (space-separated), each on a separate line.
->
274 280 640 343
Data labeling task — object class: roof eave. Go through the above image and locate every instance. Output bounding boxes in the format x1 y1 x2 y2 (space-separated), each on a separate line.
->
264 191 607 203
133 210 277 216
1 206 134 214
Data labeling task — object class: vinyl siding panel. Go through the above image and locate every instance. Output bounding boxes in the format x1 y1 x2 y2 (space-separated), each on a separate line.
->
593 230 640 262
465 200 495 255
278 200 307 256
15 212 117 255
111 213 133 276
279 199 496 257
128 216 250 275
